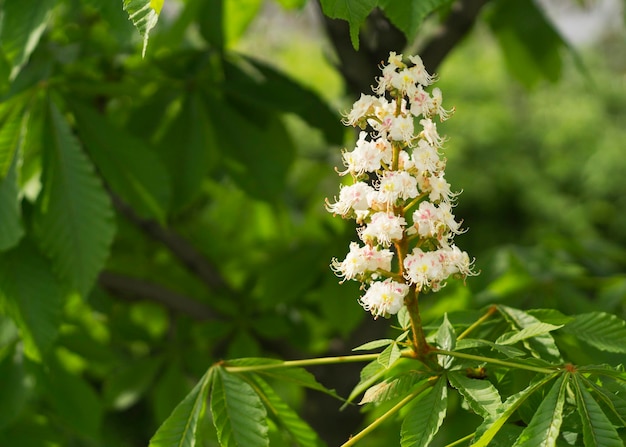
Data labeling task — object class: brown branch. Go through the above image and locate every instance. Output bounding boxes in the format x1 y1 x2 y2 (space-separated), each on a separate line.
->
420 0 491 74
99 271 216 320
110 194 233 295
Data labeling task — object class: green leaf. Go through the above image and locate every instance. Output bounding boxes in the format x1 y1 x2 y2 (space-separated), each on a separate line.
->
397 306 410 330
103 356 163 410
154 95 217 211
448 371 502 419
436 313 456 368
0 240 64 361
318 0 378 50
573 374 624 447
34 101 115 297
40 359 104 439
247 374 321 447
211 368 269 447
69 101 171 223
485 0 566 88
0 155 24 251
496 322 563 346
123 0 163 57
352 339 394 351
207 99 295 202
472 373 559 447
223 58 343 145
0 0 55 80
0 344 34 430
149 369 212 447
497 305 562 363
360 372 428 405
378 342 402 369
584 376 626 426
344 360 385 408
400 375 447 447
512 374 567 447
562 312 626 354
455 338 526 358
0 102 27 180
378 0 453 39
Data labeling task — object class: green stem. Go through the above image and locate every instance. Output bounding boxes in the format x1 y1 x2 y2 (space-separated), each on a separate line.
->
223 353 380 373
402 193 427 214
457 305 497 341
340 376 438 447
444 433 475 447
432 349 556 374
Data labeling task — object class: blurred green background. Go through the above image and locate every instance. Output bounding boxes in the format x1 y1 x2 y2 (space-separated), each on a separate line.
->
0 0 625 445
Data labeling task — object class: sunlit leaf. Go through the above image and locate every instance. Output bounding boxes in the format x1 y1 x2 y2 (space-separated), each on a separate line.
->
472 373 559 447
498 305 562 363
149 369 212 447
247 374 321 447
436 313 456 368
573 373 624 447
448 371 502 419
400 375 447 447
0 240 64 361
0 0 56 80
70 101 171 223
352 339 394 351
496 323 563 346
123 0 163 56
563 312 626 354
318 0 378 50
360 372 428 405
34 101 115 297
378 342 402 369
378 0 453 39
211 368 269 447
512 374 566 447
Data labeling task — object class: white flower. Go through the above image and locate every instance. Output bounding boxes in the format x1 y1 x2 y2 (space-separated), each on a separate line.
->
389 115 415 144
340 132 384 176
411 201 440 238
420 118 444 148
359 279 408 318
427 172 454 203
360 212 406 247
370 171 418 206
331 242 394 282
391 68 419 94
343 94 379 126
326 182 374 217
403 248 437 290
408 55 435 86
429 88 454 121
412 139 442 174
409 84 431 118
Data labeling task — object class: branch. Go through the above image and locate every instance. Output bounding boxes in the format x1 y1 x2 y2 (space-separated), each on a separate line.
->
99 271 216 320
110 194 234 295
420 0 490 74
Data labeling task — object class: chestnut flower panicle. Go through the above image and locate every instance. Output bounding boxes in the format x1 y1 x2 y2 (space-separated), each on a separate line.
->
326 52 476 319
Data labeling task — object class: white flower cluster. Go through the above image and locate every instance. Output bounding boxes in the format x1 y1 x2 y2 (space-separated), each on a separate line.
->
327 52 475 319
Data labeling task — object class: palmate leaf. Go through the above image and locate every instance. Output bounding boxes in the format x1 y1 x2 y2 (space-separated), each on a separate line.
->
455 338 526 358
211 368 269 447
34 100 115 297
318 0 378 50
0 101 27 179
0 0 56 80
471 373 559 447
512 374 567 447
584 376 626 426
378 0 453 39
352 339 394 351
573 374 624 447
496 322 564 346
246 374 321 447
497 305 562 363
149 369 212 447
400 375 447 447
378 342 402 369
123 0 163 56
436 313 456 368
360 372 428 405
448 371 502 419
0 239 64 361
562 312 626 354
70 101 171 223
